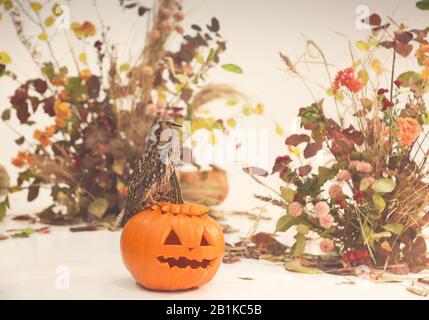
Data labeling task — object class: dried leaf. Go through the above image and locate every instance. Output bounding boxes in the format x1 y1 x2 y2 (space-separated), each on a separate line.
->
88 198 108 218
407 285 429 297
284 260 323 274
243 166 268 177
285 134 310 146
303 142 322 159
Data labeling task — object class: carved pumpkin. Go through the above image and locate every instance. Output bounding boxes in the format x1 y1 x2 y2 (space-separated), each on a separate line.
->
120 202 225 291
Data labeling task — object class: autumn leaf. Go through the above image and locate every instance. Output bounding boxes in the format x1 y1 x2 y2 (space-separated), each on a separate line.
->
285 134 310 146
303 142 322 159
38 32 48 41
370 59 383 74
31 2 42 12
44 16 55 27
0 52 12 64
79 53 87 63
88 198 108 218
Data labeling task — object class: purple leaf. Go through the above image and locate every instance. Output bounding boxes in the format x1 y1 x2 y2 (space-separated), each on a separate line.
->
243 167 268 177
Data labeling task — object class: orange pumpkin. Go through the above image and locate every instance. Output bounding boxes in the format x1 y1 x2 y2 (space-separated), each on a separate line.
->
120 202 225 291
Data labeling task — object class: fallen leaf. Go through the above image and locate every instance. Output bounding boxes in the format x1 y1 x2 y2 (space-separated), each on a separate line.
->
70 225 99 232
285 260 323 274
407 284 429 297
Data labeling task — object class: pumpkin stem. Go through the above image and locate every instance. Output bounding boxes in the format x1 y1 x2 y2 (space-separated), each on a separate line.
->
170 171 184 204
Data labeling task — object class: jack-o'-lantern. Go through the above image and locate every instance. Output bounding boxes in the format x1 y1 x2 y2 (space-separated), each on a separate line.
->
120 202 225 291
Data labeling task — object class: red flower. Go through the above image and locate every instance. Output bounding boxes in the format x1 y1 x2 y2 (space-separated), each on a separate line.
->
394 79 403 88
353 191 365 202
332 67 363 94
377 88 389 95
381 97 394 111
336 199 346 209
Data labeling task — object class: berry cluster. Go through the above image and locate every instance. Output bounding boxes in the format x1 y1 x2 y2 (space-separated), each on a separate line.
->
342 249 373 267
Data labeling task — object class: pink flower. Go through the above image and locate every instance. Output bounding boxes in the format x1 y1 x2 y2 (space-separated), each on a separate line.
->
319 214 334 229
356 162 373 174
348 160 360 171
288 202 302 217
314 201 330 217
336 170 351 181
329 184 343 199
320 239 334 252
349 161 373 174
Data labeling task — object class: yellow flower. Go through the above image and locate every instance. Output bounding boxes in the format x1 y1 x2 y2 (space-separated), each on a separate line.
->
54 100 72 120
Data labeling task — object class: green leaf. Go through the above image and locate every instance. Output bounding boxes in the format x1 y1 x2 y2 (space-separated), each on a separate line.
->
280 186 296 203
397 71 421 87
0 165 10 197
0 202 6 221
207 48 215 62
383 223 404 235
242 104 252 116
356 40 370 51
372 231 392 239
1 108 11 121
292 233 306 257
284 260 322 274
296 223 310 235
221 64 243 74
360 179 370 191
11 227 35 238
372 193 386 213
317 166 338 185
275 214 297 232
88 198 108 218
372 178 396 193
416 0 429 10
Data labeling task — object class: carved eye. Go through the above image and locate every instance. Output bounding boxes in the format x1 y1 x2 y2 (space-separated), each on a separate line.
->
200 233 210 246
164 230 181 245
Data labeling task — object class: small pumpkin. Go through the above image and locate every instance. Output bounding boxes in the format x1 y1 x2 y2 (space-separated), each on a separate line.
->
120 201 225 291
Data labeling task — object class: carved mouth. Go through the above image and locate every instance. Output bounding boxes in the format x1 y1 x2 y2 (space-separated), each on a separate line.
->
157 256 213 269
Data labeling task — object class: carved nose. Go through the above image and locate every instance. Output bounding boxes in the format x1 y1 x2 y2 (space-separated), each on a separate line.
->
188 247 195 252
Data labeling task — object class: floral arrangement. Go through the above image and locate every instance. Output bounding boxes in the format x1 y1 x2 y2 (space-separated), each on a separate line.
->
251 13 429 272
0 0 257 224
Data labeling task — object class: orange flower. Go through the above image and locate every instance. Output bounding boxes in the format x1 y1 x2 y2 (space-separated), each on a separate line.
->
55 117 66 128
12 152 26 168
45 125 56 136
12 151 34 168
34 129 52 147
71 21 96 38
54 100 72 120
33 125 57 147
79 69 92 80
421 68 429 80
397 117 422 147
332 67 363 94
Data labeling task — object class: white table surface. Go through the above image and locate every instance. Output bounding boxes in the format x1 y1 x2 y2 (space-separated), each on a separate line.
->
1 199 429 300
